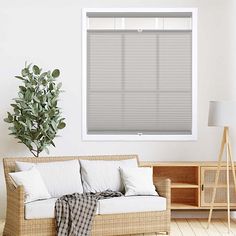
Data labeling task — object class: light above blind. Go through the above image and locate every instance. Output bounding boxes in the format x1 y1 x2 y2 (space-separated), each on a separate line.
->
87 30 192 135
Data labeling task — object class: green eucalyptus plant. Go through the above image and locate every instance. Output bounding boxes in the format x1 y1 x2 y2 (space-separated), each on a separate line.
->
4 63 66 157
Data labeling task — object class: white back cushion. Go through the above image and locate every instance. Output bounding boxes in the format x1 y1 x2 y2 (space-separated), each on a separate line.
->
80 158 138 193
120 167 158 196
16 160 83 197
9 167 51 203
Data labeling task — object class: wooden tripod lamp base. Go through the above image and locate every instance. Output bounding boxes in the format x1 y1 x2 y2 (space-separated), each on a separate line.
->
207 127 236 232
207 101 236 233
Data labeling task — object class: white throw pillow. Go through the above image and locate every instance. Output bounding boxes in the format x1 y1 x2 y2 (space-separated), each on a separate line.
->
9 167 51 203
120 167 158 196
15 161 34 171
80 159 138 193
16 160 83 197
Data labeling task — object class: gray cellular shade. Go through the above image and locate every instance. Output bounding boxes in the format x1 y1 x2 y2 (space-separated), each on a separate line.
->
87 30 192 135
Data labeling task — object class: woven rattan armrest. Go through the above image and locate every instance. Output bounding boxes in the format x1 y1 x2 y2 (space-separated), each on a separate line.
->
5 185 25 230
154 178 171 210
7 184 25 208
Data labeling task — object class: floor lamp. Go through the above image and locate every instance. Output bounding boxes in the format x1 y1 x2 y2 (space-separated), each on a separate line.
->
207 101 236 232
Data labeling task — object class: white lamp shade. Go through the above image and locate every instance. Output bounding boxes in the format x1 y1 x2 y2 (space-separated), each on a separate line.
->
208 101 236 127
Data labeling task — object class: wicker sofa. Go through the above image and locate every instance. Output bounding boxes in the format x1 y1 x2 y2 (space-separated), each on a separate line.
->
3 155 171 236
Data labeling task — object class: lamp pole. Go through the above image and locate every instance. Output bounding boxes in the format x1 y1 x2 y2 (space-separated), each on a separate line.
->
207 127 236 233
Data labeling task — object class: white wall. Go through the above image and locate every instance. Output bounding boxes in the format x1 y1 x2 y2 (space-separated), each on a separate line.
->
0 0 235 219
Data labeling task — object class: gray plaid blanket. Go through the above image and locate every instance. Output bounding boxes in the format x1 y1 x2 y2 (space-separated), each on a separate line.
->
55 190 123 236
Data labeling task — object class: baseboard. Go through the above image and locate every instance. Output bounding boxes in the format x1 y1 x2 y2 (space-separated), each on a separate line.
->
172 210 236 219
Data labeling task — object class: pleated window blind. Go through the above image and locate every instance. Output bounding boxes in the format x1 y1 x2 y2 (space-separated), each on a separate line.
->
87 30 192 135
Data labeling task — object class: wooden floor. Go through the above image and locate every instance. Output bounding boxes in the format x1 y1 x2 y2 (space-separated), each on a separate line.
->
1 219 236 235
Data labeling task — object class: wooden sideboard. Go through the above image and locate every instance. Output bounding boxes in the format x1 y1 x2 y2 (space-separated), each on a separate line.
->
140 161 236 210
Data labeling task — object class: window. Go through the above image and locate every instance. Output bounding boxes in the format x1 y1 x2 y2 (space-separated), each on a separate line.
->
82 8 197 141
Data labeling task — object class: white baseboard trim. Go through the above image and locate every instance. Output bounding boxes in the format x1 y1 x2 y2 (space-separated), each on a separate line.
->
172 210 236 219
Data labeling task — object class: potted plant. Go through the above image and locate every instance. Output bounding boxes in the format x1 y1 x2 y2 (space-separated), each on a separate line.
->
4 63 66 157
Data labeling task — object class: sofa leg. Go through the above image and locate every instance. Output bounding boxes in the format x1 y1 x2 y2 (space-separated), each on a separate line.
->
155 232 169 235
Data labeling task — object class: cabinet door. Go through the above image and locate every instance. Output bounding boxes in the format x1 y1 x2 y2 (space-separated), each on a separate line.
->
201 167 236 207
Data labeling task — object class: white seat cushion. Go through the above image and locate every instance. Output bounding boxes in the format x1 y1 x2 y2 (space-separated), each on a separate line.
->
97 196 166 214
25 196 166 219
25 198 58 219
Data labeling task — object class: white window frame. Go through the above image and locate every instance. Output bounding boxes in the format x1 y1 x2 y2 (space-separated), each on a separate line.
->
82 8 198 141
